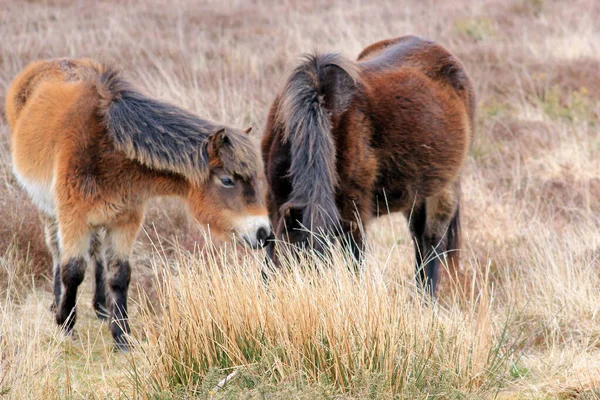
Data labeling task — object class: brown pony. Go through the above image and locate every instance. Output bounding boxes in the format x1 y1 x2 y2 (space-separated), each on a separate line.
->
6 58 271 349
262 36 475 295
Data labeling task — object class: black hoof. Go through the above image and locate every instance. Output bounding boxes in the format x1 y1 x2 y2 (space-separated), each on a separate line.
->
55 311 76 334
93 303 109 321
113 335 132 352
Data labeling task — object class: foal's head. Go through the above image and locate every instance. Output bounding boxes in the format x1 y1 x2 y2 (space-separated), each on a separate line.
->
186 128 271 248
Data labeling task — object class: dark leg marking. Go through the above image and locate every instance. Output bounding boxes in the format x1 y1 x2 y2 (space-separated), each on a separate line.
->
408 201 429 292
421 235 444 297
56 257 86 333
108 258 132 350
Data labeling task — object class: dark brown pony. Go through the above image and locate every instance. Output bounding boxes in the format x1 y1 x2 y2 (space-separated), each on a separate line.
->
262 36 475 295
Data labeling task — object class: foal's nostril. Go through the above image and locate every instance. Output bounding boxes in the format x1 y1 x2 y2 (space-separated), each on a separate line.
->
256 227 269 246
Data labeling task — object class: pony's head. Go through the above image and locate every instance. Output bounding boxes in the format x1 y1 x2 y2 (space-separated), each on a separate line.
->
186 128 271 248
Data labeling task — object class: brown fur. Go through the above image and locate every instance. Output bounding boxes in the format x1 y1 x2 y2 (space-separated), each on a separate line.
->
7 58 269 348
262 36 475 295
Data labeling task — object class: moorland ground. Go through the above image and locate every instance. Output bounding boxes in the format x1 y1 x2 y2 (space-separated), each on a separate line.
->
1 0 599 398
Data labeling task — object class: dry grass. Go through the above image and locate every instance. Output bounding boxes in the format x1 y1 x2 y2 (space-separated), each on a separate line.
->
1 0 599 398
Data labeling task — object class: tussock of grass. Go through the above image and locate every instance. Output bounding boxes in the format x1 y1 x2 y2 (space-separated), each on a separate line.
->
126 244 519 398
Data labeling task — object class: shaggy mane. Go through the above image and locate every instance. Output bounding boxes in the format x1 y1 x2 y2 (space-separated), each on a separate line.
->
95 65 258 184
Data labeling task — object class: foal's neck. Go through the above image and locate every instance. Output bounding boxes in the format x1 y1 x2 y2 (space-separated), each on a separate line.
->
142 168 192 200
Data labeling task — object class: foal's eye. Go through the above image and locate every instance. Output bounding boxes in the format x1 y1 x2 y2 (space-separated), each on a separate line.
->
219 176 235 188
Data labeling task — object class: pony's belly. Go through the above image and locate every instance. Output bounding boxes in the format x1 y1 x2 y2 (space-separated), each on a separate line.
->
12 166 56 216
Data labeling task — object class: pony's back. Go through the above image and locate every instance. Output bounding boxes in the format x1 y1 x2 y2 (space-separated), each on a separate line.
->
358 35 476 142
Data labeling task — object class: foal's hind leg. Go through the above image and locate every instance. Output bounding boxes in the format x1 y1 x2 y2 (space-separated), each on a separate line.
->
41 215 61 312
90 229 108 320
55 219 92 333
104 213 142 350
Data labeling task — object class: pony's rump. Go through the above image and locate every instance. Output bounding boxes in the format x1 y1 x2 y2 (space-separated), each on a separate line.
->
278 53 359 238
358 35 476 141
5 58 100 130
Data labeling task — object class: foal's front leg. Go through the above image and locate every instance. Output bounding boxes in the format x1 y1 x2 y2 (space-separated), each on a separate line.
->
105 214 142 350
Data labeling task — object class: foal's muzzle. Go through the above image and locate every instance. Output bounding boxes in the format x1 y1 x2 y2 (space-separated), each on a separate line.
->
234 215 272 249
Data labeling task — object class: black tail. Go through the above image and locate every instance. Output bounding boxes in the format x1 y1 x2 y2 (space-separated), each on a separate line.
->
279 53 359 244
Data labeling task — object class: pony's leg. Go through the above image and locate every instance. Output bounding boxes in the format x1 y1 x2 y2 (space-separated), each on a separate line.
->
89 229 107 320
262 209 279 283
339 197 369 270
264 212 279 268
55 219 92 333
104 214 142 350
264 209 296 272
41 214 61 312
263 192 282 279
420 186 459 296
341 228 364 271
408 201 428 289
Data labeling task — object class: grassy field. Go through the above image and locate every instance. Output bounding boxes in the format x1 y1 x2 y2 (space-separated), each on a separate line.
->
1 0 599 398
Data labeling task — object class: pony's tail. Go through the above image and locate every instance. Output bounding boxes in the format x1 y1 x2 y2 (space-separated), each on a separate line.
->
94 65 146 165
279 53 359 245
95 64 133 120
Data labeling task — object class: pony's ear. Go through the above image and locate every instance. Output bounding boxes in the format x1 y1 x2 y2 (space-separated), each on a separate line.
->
208 128 228 154
319 64 357 118
243 127 252 135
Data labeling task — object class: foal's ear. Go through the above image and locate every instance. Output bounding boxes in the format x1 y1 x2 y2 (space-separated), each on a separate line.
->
208 128 228 153
320 64 357 117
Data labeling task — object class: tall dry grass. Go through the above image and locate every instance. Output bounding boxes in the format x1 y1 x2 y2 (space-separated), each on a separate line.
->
129 242 516 398
0 0 599 398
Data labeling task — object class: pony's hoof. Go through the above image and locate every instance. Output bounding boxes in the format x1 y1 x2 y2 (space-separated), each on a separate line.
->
95 310 109 321
55 311 76 334
93 303 109 321
113 337 132 352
